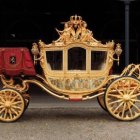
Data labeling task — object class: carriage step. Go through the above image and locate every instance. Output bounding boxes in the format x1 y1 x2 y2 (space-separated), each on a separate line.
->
69 95 82 101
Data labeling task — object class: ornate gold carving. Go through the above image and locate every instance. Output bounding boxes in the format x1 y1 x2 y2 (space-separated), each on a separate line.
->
31 43 40 64
31 43 39 56
115 43 122 65
0 75 29 93
121 64 140 79
49 77 105 91
107 42 122 65
115 43 122 57
55 15 99 45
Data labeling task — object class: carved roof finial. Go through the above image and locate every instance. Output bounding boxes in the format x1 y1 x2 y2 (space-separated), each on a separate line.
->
70 15 82 25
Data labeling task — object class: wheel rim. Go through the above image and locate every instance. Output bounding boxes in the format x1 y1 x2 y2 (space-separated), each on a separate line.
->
105 77 140 121
23 93 30 110
0 89 25 122
25 98 30 109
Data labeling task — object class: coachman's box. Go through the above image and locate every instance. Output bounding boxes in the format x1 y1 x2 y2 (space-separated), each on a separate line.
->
0 48 36 76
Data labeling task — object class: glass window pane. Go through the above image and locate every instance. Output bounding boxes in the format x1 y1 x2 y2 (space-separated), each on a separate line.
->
46 51 63 70
91 51 107 70
68 47 86 70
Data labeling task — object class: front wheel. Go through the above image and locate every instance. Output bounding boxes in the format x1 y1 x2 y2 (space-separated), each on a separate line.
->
105 76 140 121
0 89 25 122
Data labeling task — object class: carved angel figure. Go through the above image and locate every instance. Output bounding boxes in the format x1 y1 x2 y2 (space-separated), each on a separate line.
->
76 21 99 42
55 23 75 43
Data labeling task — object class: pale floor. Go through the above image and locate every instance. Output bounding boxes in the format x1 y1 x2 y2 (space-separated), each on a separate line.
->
0 108 140 140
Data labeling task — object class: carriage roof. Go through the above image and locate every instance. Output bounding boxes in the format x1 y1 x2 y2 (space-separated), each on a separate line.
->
38 15 115 49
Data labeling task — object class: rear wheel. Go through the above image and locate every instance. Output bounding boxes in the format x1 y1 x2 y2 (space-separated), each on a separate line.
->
0 89 25 122
97 95 107 111
23 93 30 110
105 77 140 121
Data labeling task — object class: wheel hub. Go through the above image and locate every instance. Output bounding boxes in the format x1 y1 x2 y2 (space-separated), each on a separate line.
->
4 101 11 108
123 94 131 102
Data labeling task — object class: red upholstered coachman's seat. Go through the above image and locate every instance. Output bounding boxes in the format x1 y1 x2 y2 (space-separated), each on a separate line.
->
0 48 36 76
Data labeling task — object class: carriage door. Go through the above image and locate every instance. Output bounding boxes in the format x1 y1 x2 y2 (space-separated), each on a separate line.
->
68 47 86 70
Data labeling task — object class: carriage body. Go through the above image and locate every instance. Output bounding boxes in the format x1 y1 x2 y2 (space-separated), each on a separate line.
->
33 15 119 100
0 15 140 122
38 38 115 99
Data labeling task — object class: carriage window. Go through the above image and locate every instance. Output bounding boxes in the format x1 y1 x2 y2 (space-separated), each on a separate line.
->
68 47 86 70
91 51 107 70
46 51 63 70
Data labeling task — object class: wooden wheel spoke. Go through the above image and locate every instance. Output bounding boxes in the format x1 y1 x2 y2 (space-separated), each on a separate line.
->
113 102 124 113
11 108 19 116
109 89 123 94
11 95 19 103
131 92 140 98
8 109 13 120
121 103 126 118
8 92 14 101
0 101 4 105
114 86 124 96
129 101 140 113
0 105 4 109
0 108 5 114
127 102 133 117
121 81 127 93
4 92 10 101
108 94 122 99
0 101 4 106
109 99 123 105
4 109 7 119
0 96 5 103
12 105 22 110
12 101 22 105
129 85 140 96
131 99 140 103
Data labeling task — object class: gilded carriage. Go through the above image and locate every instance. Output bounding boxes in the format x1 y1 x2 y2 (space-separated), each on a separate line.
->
0 15 140 122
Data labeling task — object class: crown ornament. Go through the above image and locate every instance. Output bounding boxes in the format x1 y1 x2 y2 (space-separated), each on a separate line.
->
70 15 82 25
